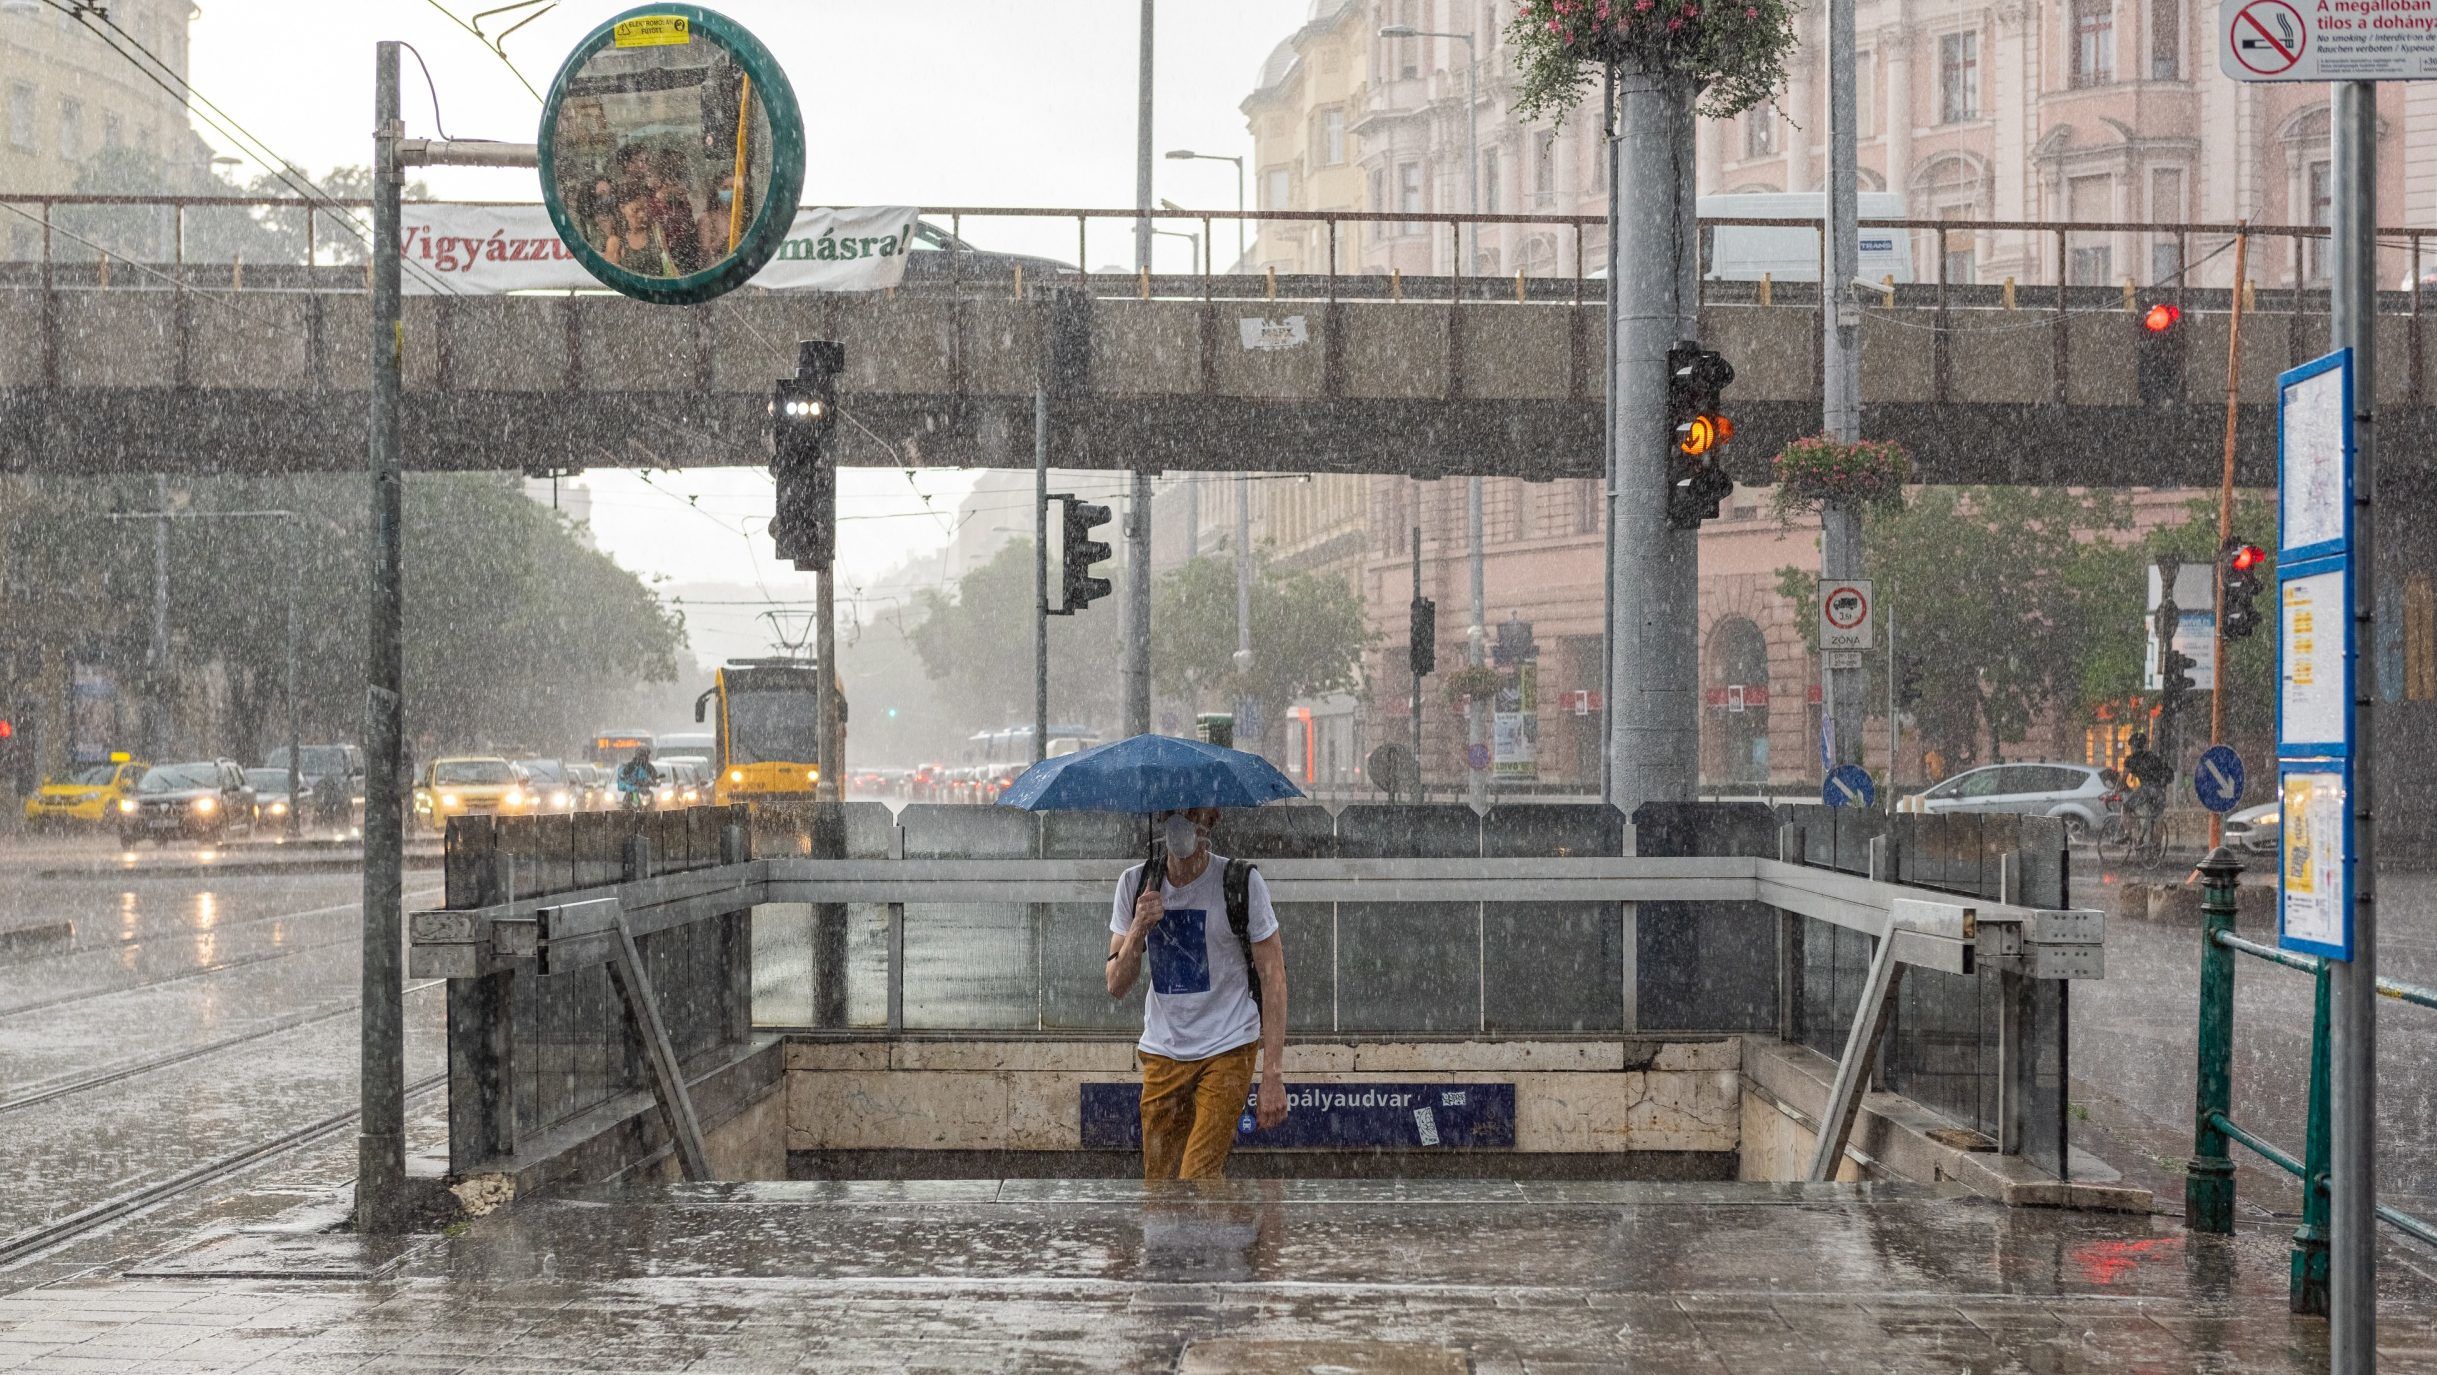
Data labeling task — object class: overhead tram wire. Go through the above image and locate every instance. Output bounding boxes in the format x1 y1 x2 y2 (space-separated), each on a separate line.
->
44 0 463 299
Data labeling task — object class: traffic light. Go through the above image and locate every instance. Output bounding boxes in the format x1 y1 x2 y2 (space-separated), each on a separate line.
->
1895 658 1923 711
1665 343 1736 529
2160 644 2199 723
2220 537 2266 640
770 340 843 570
2135 301 2186 405
1409 597 1437 677
1056 495 1114 613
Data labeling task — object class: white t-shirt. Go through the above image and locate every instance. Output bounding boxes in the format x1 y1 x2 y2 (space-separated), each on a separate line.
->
1111 853 1278 1062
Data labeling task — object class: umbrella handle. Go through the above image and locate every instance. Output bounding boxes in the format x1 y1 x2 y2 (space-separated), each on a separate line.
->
1131 836 1166 913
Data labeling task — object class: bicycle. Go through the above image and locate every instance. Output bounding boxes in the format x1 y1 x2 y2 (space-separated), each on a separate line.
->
2097 796 2167 867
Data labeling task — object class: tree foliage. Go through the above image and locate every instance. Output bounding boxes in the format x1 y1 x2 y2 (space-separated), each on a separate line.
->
1 472 685 763
1776 486 2281 771
1150 552 1370 751
1776 487 2130 768
905 540 1127 740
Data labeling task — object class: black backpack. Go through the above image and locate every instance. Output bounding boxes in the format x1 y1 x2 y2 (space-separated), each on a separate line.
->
1129 853 1262 1010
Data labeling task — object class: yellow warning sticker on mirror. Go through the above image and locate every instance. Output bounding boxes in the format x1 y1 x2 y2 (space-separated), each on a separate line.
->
612 16 691 47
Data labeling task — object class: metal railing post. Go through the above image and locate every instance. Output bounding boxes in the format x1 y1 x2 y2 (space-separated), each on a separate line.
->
2294 957 2334 1314
2186 845 2239 1232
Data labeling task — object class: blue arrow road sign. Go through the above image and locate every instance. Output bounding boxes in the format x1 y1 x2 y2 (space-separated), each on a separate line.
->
1823 764 1876 809
2194 744 2247 813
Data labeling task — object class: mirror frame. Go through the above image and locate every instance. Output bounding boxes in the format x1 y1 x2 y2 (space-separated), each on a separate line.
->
537 4 806 305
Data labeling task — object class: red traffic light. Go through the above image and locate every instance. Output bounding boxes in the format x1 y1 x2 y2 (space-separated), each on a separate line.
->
2142 302 2182 334
2228 542 2266 573
0 719 11 740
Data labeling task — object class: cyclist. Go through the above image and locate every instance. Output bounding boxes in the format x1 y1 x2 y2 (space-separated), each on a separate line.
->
614 745 659 811
2122 732 2172 825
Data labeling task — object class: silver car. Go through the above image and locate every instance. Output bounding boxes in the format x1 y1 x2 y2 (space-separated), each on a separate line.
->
1899 762 2117 839
2223 800 2281 855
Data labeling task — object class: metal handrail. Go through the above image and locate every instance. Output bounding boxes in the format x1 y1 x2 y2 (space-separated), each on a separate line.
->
2189 857 2437 1320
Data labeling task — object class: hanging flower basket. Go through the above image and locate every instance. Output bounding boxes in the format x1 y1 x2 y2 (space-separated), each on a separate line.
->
1443 664 1506 708
1769 434 1914 524
1507 0 1799 122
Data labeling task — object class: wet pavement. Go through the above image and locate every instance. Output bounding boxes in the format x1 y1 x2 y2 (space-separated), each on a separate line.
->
2 1180 2434 1370
0 869 445 1247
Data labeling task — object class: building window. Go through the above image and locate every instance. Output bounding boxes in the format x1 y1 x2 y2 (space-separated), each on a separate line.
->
1399 160 1423 235
2149 168 2184 281
2073 0 2115 86
1320 108 1346 166
7 84 34 152
55 98 79 163
2151 0 2181 77
1939 33 1979 122
1397 1 1421 78
1856 52 1878 138
1263 167 1290 210
2307 159 2332 281
1532 131 1556 205
1480 146 1500 213
1744 104 1777 157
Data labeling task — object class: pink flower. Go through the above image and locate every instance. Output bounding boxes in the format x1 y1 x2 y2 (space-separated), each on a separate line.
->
1635 1 1653 11
1683 3 1701 16
1745 4 1759 13
1667 15 1683 27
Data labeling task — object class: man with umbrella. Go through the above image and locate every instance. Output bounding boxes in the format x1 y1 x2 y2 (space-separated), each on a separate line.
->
1002 734 1301 1180
1106 805 1289 1180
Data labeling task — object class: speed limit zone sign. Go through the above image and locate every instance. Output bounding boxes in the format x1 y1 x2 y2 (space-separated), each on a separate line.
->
1820 578 1874 652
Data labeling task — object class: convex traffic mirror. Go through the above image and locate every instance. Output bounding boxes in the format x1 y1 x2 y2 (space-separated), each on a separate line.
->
538 5 804 304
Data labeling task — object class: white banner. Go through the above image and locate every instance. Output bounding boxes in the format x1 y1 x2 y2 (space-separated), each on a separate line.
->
400 203 921 295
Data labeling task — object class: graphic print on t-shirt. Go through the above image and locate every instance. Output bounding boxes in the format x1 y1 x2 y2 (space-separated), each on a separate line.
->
1147 908 1211 995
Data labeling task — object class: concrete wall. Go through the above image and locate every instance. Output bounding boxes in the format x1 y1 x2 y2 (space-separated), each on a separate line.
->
786 1037 1742 1158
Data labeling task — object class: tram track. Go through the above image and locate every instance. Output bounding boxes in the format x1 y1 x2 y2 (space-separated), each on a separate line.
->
0 979 446 1116
0 886 443 1020
0 1069 449 1272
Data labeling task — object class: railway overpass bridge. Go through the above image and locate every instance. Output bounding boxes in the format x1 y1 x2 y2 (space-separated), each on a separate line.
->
4 204 2437 488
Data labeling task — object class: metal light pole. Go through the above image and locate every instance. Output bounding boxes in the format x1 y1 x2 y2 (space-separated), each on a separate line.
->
1163 150 1244 266
2327 77 2380 1374
1038 387 1057 770
362 40 408 1233
1383 21 1487 807
363 42 540 1232
1605 62 1700 810
1822 0 1866 777
102 505 304 839
148 474 170 758
1124 0 1155 738
1233 468 1254 751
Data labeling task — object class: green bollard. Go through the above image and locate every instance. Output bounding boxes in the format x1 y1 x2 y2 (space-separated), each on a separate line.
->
2292 958 2333 1315
2186 846 2240 1234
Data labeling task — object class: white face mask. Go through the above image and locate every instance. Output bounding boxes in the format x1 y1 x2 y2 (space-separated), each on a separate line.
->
1161 814 1202 859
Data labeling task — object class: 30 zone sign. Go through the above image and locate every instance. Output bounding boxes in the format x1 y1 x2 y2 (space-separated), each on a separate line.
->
1819 579 1874 652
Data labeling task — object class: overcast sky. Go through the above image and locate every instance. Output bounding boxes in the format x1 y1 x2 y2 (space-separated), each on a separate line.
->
185 0 1309 623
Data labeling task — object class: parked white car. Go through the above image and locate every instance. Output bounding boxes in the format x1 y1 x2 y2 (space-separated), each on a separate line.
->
1897 762 2118 839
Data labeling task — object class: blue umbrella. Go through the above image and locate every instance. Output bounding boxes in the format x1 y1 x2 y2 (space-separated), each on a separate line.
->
996 733 1304 813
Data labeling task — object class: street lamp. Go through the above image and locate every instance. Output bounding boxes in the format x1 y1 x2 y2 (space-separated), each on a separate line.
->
104 507 308 840
1382 20 1490 808
1149 225 1201 275
1163 148 1244 267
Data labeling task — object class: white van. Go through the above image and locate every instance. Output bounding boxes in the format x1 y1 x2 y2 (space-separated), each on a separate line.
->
1697 192 1914 284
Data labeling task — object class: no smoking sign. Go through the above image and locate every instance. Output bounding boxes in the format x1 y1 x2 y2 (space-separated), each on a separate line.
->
2227 0 2306 76
2219 0 2437 80
1819 578 1874 653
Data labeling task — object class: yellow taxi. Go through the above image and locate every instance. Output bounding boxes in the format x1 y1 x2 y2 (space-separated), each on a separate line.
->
412 756 529 833
21 753 145 829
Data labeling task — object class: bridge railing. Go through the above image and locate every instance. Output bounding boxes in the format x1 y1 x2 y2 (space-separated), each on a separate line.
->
0 193 2426 310
409 801 2102 1183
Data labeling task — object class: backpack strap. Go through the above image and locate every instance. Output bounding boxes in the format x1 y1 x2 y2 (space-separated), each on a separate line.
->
1225 858 1261 1010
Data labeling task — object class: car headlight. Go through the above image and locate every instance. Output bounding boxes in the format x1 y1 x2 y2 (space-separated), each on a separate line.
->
682 788 699 803
552 790 571 808
504 789 524 807
440 791 461 808
730 769 744 784
118 798 137 814
807 768 819 782
656 786 673 801
270 801 288 816
193 796 216 814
